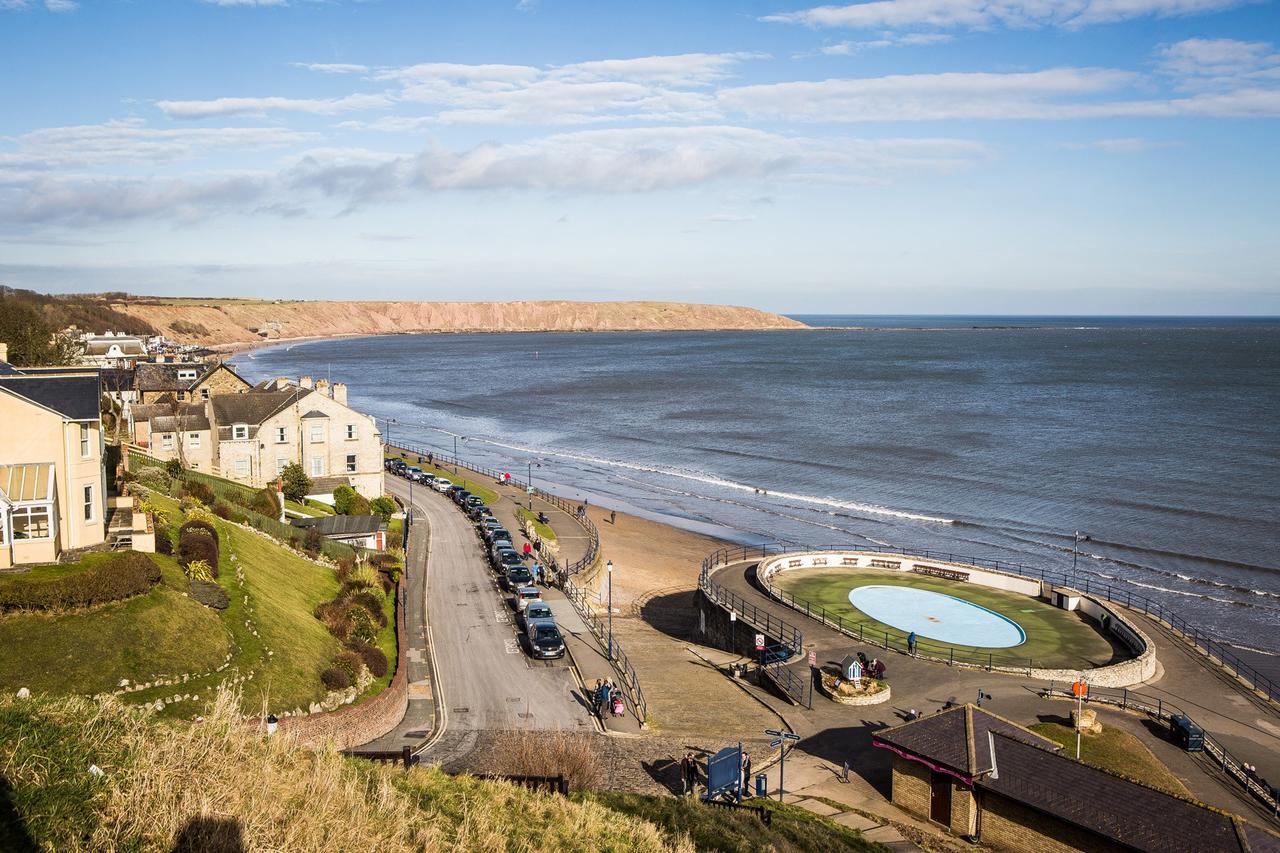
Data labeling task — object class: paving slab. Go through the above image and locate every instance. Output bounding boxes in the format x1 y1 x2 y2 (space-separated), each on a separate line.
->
832 811 880 831
792 797 843 817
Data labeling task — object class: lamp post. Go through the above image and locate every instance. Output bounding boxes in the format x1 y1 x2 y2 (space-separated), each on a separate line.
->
1072 531 1090 580
606 559 614 661
528 461 533 511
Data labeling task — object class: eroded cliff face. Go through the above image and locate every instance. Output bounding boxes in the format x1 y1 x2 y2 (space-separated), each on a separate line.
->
111 299 807 347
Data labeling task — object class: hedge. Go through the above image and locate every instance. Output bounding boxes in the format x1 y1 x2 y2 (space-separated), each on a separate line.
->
178 532 219 576
0 553 162 612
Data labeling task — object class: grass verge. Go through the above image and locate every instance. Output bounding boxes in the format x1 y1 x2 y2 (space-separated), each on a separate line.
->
1029 721 1191 796
516 505 558 541
384 450 500 505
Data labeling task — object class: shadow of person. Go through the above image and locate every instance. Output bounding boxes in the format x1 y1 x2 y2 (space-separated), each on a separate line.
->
641 758 683 796
0 776 37 853
172 816 246 853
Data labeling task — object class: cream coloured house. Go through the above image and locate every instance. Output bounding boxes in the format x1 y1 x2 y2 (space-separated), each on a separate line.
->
209 378 382 498
0 365 107 568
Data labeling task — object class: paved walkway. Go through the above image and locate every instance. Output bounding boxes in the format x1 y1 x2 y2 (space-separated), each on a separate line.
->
708 557 1280 825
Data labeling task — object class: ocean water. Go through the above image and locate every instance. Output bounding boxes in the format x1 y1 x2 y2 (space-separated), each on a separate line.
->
237 317 1280 652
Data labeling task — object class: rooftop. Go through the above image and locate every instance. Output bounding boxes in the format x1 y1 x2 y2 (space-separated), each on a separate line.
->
0 372 102 421
211 387 311 426
873 704 1060 779
290 514 383 537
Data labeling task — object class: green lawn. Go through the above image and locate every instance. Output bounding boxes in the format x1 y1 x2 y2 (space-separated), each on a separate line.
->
384 449 501 505
0 553 230 698
1030 722 1191 797
285 498 331 518
772 567 1123 670
516 506 557 541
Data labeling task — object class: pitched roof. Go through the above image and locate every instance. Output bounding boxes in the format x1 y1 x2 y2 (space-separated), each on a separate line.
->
0 373 102 420
307 475 350 494
135 362 205 392
0 463 56 504
873 704 1059 778
300 409 329 419
151 410 211 433
290 514 382 537
210 387 311 426
979 732 1267 853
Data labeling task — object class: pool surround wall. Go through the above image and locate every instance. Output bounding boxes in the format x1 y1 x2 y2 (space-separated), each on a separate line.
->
756 551 1157 688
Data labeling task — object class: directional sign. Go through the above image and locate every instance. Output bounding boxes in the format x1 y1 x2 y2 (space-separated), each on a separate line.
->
770 739 783 748
765 728 784 737
754 633 766 651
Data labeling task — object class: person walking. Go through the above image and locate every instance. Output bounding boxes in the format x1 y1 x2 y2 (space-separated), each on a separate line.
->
591 679 605 717
741 752 753 797
681 753 697 796
907 632 917 656
610 510 616 525
595 680 610 719
523 541 533 558
427 453 433 466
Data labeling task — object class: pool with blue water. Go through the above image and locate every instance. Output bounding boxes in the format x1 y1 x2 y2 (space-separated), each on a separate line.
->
848 585 1027 648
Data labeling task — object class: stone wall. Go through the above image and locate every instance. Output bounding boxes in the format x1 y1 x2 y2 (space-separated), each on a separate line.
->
891 755 933 822
978 791 1123 853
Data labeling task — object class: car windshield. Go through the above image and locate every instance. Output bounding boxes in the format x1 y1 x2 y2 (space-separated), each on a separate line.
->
535 627 559 641
528 607 552 619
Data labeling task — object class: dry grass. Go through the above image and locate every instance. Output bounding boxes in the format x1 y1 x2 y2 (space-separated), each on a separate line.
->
487 730 604 791
0 690 688 852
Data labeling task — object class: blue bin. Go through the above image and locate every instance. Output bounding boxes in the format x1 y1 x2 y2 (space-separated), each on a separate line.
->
755 774 767 798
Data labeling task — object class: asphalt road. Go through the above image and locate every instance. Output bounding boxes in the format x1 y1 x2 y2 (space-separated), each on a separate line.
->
393 477 589 741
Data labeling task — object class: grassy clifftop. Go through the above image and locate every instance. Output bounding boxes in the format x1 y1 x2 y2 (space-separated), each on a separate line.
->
109 298 807 346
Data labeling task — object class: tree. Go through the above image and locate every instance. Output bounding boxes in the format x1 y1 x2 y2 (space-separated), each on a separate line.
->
369 496 396 523
281 462 311 502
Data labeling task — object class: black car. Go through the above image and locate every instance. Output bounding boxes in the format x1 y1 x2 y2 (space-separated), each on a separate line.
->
503 565 534 591
466 495 484 509
467 504 488 522
484 526 511 545
490 545 518 570
527 624 566 660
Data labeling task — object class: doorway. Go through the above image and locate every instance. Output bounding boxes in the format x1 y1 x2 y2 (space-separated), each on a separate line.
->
930 772 952 825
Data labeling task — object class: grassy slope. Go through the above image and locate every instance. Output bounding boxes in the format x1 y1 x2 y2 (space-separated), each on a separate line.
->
579 792 886 853
1029 722 1192 797
0 691 683 853
774 567 1120 670
0 554 229 697
516 506 558 541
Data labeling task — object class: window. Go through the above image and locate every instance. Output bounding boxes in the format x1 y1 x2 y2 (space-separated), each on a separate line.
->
83 484 95 522
275 426 287 443
345 424 356 440
201 388 210 400
310 456 324 476
178 369 197 381
188 432 201 449
276 458 289 475
310 424 324 442
161 433 174 451
232 424 248 440
235 458 250 476
79 423 91 457
12 506 52 540
0 513 6 546
177 391 186 401
346 454 357 473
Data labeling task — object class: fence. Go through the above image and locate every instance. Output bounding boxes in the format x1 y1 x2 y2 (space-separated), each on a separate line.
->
1041 683 1279 819
563 572 649 725
698 557 804 656
700 543 1278 705
474 773 570 796
700 799 773 826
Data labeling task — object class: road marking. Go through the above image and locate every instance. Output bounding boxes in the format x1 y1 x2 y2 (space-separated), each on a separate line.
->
494 610 511 624
504 639 521 655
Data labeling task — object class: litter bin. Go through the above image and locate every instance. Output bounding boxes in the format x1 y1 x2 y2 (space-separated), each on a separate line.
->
755 774 767 798
1170 714 1204 752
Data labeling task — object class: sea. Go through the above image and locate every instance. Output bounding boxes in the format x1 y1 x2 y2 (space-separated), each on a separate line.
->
236 316 1280 658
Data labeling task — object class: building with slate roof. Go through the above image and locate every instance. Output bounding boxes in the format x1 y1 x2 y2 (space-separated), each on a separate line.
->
134 360 249 405
0 360 108 566
290 513 385 550
872 704 1280 852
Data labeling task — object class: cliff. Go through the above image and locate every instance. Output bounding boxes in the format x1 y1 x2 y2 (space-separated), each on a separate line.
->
109 299 806 347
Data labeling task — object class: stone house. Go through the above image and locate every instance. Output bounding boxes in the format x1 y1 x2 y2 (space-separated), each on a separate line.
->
130 402 214 473
135 361 249 405
0 358 107 568
209 378 381 498
872 703 1278 852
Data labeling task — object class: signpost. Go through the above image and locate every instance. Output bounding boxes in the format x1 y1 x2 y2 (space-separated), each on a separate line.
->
754 633 766 651
705 743 744 804
765 729 801 802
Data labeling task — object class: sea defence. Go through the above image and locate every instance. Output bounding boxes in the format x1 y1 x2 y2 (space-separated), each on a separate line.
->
754 550 1157 688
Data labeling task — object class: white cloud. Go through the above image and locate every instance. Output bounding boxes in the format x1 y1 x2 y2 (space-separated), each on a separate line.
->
293 62 370 74
1062 137 1180 153
1155 37 1280 79
763 0 1253 31
157 93 392 118
1 0 78 10
813 32 953 54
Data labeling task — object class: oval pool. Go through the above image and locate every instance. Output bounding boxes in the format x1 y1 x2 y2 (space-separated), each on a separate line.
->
848 585 1026 648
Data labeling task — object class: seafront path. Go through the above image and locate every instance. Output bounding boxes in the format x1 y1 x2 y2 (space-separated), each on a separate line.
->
706 556 1280 826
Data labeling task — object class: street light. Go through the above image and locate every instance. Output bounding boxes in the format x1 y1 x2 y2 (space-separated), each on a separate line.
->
1072 530 1090 580
527 460 541 511
606 559 614 660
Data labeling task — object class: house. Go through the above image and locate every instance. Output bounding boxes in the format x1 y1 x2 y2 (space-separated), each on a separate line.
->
81 332 147 367
134 360 250 405
0 353 107 567
130 401 214 472
208 377 382 497
872 704 1279 853
290 514 385 550
100 367 138 408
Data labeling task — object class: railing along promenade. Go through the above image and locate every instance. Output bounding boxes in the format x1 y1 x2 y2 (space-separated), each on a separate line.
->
1041 683 1278 820
699 543 1279 706
386 441 647 725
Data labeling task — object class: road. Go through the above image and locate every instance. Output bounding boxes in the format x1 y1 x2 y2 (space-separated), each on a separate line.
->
386 476 591 766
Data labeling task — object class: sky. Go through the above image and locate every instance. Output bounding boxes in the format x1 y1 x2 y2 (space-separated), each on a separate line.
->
1 0 1278 314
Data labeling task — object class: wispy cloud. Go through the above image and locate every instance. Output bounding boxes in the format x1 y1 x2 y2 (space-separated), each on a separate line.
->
1062 137 1181 153
1155 37 1280 82
1 0 79 11
292 62 370 74
763 0 1254 31
810 32 953 55
157 93 392 119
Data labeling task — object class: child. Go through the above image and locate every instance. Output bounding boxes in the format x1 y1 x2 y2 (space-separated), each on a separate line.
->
612 693 624 717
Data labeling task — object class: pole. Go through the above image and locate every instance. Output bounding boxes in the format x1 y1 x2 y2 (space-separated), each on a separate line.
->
778 742 785 802
1076 687 1082 760
607 560 614 660
453 435 458 473
528 461 533 511
1072 530 1079 578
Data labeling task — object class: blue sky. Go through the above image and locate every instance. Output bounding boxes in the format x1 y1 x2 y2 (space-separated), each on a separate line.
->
1 0 1277 313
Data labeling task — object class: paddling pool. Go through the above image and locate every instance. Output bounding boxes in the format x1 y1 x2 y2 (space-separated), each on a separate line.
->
848 585 1026 648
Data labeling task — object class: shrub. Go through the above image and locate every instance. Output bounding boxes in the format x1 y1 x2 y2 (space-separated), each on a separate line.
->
155 528 174 555
489 731 603 791
182 480 216 505
349 562 379 590
281 462 311 502
212 503 232 520
163 458 183 479
251 487 279 517
320 667 350 691
350 590 387 624
304 527 323 554
346 606 379 644
134 467 172 492
368 553 398 570
335 558 355 583
369 496 396 522
184 559 214 583
178 532 219 576
0 553 162 612
349 642 389 678
189 579 229 610
335 649 364 683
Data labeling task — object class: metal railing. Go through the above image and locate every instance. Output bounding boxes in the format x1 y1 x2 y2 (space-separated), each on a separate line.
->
761 657 808 706
563 572 649 725
1042 683 1278 819
698 557 804 657
700 542 1279 705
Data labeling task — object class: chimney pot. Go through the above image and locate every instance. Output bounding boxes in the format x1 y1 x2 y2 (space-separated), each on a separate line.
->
0 342 8 363
333 383 348 406
315 378 330 398
300 376 313 389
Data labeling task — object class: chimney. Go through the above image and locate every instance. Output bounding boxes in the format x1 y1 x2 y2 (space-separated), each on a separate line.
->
0 342 7 363
332 383 347 406
315 378 330 397
300 376 313 389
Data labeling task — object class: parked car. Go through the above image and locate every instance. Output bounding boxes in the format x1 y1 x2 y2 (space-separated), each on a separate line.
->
527 623 566 660
481 516 502 530
491 545 518 570
467 504 488 522
453 489 471 507
432 477 453 492
446 485 464 500
518 601 555 632
485 526 511 545
502 564 534 591
466 495 484 509
509 585 542 611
